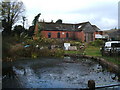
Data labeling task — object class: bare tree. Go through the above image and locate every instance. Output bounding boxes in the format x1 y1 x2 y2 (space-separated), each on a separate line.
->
1 0 25 35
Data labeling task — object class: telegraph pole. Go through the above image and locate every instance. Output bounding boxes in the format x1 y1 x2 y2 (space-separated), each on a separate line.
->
22 16 26 28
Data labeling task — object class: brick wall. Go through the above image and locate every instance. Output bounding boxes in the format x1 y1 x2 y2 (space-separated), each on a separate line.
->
74 31 85 42
41 30 99 42
41 31 75 39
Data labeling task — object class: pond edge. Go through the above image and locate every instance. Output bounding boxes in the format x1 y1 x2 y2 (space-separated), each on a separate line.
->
64 54 120 75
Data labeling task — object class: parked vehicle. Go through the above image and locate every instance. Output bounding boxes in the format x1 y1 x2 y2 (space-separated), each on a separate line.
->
104 41 120 52
101 41 120 56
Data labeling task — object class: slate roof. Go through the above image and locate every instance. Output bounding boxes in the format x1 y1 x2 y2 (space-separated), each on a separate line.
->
92 25 100 31
39 21 100 32
39 22 76 31
74 22 89 31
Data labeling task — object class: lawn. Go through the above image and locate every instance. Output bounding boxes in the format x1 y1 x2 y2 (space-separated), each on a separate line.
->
84 46 102 57
85 45 120 65
64 50 83 54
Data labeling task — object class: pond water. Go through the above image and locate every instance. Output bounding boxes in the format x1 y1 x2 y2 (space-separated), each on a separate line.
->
2 57 120 88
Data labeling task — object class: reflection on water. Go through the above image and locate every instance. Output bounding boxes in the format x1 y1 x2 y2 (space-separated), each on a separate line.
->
2 57 120 88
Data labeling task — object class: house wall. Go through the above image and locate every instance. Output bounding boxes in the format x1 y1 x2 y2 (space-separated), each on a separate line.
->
41 30 85 42
34 23 38 35
81 23 96 42
41 30 102 42
84 33 94 42
41 31 74 39
74 31 85 42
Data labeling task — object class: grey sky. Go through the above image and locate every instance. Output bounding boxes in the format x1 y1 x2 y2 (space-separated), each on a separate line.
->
21 0 119 30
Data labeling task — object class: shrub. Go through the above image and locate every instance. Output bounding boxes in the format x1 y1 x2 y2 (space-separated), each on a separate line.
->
64 40 82 46
53 48 64 57
89 40 104 47
38 48 50 57
2 35 65 61
31 52 38 58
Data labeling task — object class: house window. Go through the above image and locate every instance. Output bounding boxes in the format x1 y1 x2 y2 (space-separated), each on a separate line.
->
57 32 60 38
66 33 69 38
48 32 51 38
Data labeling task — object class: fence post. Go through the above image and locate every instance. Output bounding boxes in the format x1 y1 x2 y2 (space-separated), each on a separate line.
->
88 80 95 90
118 74 120 81
101 46 104 56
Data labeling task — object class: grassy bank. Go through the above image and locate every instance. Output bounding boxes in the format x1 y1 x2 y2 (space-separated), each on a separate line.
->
85 46 120 65
84 46 102 57
64 50 83 55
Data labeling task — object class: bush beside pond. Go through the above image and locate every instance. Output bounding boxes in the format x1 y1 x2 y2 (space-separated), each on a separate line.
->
2 35 66 61
89 40 104 47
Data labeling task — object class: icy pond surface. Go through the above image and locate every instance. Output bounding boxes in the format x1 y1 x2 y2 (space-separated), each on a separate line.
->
2 57 120 88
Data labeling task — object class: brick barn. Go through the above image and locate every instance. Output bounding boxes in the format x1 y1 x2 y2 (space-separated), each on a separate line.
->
36 21 103 42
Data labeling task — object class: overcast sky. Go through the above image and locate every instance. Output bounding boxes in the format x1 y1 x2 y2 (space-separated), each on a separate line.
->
21 0 119 30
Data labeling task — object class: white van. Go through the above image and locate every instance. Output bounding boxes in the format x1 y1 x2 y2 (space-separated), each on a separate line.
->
104 41 120 52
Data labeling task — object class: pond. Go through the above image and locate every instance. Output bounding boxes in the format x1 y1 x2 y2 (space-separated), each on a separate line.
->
2 57 120 89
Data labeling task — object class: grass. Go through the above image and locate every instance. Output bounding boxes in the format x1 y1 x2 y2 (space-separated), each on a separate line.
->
85 45 120 66
85 46 102 57
64 50 82 54
102 56 120 65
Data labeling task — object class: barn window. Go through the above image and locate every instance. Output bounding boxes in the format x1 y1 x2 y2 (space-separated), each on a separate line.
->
48 32 51 38
57 32 60 38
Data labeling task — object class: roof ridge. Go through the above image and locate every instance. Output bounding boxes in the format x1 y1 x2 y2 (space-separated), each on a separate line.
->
39 21 90 25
